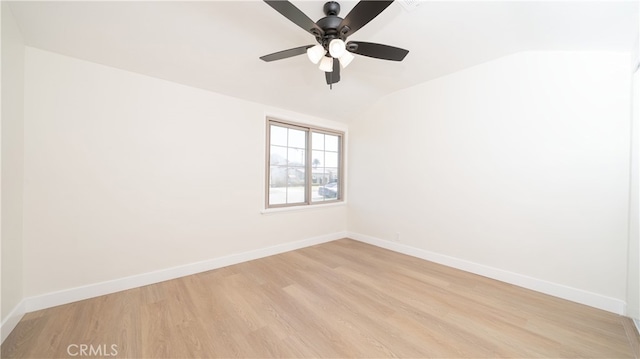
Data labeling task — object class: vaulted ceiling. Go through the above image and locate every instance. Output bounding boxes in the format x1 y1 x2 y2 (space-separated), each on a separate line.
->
8 1 639 122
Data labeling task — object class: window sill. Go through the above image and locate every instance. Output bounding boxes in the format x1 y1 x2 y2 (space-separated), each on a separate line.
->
260 201 346 215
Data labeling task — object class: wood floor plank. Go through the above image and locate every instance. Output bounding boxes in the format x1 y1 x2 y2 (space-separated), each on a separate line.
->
2 239 636 358
623 317 640 358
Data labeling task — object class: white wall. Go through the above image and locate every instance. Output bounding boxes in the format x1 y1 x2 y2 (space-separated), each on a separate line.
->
22 47 347 298
1 2 25 339
628 9 640 319
629 67 640 319
348 51 631 311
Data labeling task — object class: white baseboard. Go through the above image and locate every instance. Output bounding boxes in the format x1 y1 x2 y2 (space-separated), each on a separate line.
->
348 232 626 315
1 299 26 344
24 231 347 314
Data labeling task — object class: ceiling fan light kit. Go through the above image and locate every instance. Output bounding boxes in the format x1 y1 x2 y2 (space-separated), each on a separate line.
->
260 0 409 88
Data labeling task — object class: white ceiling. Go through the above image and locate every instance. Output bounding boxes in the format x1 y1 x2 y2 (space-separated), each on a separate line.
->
8 0 639 122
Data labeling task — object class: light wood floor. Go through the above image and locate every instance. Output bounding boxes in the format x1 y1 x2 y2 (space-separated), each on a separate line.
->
2 239 639 358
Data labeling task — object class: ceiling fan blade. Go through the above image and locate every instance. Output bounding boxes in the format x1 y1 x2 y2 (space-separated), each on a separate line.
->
347 41 409 61
325 58 341 85
338 0 394 37
260 45 314 62
264 1 324 37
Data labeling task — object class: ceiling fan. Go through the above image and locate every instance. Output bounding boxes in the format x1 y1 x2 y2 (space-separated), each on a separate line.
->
259 0 409 88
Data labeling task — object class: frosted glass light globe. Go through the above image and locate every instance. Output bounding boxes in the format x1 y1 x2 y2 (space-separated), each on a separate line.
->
339 51 354 68
328 39 346 58
306 44 326 64
318 56 334 72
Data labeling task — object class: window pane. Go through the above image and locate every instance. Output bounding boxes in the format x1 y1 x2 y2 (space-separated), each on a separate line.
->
269 166 288 188
313 177 338 202
287 185 306 204
326 168 339 184
270 125 288 146
312 183 326 202
311 167 329 185
325 152 338 168
286 167 306 203
268 166 307 205
287 167 305 186
270 145 287 165
325 134 339 151
311 150 324 167
289 128 306 149
269 187 287 205
288 148 305 166
312 132 325 150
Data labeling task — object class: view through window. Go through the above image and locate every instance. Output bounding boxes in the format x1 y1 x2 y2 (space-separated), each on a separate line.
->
267 119 343 208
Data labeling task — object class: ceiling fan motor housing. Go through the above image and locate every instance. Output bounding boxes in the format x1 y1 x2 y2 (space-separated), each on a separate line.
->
314 1 349 50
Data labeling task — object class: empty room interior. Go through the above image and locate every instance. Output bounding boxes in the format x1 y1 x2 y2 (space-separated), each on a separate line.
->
2 0 640 357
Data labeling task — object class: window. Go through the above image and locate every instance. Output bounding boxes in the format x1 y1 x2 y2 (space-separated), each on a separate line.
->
266 118 344 208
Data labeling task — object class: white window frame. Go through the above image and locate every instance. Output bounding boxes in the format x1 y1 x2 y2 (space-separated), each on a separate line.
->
265 117 345 209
